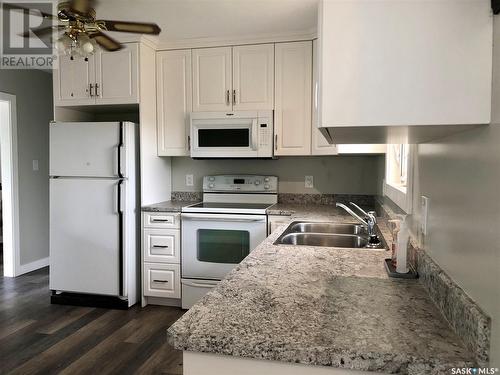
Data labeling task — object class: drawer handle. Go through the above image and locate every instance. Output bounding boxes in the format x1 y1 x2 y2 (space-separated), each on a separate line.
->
153 279 169 283
152 245 169 248
151 219 170 223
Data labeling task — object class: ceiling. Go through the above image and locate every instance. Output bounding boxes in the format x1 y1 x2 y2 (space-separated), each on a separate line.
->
92 0 318 44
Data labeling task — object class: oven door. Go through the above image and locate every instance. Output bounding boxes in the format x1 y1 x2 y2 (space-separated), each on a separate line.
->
181 213 267 280
191 117 259 158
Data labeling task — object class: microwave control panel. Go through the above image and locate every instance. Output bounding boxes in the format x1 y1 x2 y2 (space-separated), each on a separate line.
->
257 112 274 157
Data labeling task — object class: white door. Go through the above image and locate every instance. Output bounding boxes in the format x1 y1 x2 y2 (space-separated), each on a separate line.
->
181 213 267 280
53 54 95 106
50 122 121 177
49 178 122 296
274 42 312 156
95 43 139 105
156 49 192 156
232 44 274 111
192 47 232 112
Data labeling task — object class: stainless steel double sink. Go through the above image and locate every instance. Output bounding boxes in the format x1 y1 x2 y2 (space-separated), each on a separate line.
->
274 221 386 249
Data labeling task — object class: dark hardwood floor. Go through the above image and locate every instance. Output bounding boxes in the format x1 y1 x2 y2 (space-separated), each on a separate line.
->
0 265 185 375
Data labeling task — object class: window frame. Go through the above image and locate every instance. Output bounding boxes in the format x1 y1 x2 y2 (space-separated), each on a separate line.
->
383 144 415 213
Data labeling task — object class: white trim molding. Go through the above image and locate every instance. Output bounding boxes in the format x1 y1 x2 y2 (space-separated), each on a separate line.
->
0 92 21 277
383 144 415 214
18 257 49 275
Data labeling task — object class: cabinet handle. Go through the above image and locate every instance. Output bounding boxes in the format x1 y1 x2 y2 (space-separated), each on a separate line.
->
151 219 170 223
226 90 230 106
89 83 94 97
187 135 191 151
153 279 168 283
275 134 278 151
95 83 100 97
152 245 169 248
232 89 236 104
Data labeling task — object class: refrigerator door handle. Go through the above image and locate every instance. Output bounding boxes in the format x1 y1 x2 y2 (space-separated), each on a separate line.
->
117 122 125 178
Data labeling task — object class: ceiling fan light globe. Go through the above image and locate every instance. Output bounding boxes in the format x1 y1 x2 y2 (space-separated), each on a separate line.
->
81 41 95 55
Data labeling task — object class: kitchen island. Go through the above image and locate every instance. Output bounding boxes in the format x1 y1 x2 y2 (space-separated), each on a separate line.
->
167 205 477 375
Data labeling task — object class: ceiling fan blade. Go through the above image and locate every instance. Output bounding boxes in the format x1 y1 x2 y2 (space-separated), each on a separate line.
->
2 2 57 20
97 20 161 35
90 31 123 51
19 25 64 39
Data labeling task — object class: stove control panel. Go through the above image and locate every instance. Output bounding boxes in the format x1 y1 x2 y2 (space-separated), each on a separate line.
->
202 175 278 193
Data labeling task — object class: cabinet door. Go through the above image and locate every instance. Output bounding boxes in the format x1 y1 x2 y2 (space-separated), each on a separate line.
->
192 47 232 112
53 54 95 106
232 44 274 111
156 50 192 156
274 42 312 156
95 43 139 105
311 39 337 156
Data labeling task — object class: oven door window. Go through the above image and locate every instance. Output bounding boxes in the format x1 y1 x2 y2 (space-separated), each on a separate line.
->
198 128 250 147
197 229 250 263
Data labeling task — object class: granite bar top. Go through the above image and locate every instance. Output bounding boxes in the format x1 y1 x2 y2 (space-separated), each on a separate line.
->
167 209 474 374
141 200 199 213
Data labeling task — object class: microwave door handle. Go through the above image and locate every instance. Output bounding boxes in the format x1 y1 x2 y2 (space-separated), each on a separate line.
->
251 119 258 150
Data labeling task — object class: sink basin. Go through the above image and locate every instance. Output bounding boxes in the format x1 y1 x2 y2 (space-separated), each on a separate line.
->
273 221 386 249
278 233 368 248
288 222 365 235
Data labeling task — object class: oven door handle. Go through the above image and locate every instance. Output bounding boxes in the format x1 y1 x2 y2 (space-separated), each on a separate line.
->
251 119 258 150
182 279 219 288
181 213 266 223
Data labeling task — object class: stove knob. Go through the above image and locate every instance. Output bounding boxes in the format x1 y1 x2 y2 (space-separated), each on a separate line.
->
209 177 215 181
264 177 270 182
209 183 215 188
264 184 270 190
254 180 261 185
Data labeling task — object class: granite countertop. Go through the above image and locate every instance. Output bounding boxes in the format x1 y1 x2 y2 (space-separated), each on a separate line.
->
141 200 200 213
167 206 474 374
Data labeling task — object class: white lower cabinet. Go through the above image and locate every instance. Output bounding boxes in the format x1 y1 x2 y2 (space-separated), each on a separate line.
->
144 263 181 299
142 212 181 307
268 215 290 236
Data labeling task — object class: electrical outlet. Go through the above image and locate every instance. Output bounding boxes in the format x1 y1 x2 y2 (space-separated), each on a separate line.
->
32 160 39 171
421 196 429 236
305 176 314 189
186 174 194 187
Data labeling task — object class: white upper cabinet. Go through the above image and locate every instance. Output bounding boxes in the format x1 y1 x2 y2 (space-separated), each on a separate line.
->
156 50 192 156
53 54 95 106
192 47 232 112
311 39 337 156
192 44 274 112
318 0 493 143
232 44 274 111
274 41 312 156
95 43 139 105
53 43 139 107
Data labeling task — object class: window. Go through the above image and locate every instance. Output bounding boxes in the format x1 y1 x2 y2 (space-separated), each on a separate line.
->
384 144 413 213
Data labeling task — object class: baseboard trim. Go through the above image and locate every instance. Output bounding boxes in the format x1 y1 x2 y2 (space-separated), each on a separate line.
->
18 257 49 275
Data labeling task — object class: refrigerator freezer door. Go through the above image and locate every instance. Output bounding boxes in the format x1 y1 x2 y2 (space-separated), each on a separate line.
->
50 122 124 177
50 178 123 296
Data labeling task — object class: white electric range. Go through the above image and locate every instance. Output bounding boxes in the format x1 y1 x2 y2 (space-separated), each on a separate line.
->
181 175 278 309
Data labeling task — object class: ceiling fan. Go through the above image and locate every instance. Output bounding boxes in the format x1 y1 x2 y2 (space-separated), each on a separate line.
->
12 0 161 59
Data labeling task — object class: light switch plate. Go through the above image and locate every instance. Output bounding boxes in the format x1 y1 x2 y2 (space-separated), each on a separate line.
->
32 160 39 171
185 174 194 187
305 176 314 189
421 196 429 236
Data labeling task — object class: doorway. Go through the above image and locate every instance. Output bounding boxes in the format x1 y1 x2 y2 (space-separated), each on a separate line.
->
0 92 21 277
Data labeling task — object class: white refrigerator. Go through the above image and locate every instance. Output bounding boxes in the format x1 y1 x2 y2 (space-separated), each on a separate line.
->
49 121 139 307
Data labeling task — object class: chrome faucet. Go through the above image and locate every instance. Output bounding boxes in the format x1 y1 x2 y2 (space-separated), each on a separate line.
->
336 202 381 247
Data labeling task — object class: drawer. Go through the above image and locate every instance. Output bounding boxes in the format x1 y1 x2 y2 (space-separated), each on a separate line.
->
143 212 179 229
143 263 181 299
143 229 180 263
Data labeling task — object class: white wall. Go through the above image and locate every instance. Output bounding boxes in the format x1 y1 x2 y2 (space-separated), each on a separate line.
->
0 70 52 265
408 19 500 367
171 156 385 195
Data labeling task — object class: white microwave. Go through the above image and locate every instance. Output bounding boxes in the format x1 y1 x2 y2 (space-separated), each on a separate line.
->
190 111 274 158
